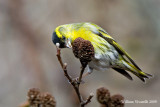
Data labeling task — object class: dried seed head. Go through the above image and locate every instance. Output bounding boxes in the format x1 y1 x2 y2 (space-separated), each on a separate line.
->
72 37 94 66
28 88 41 106
78 39 94 62
28 88 40 98
28 88 56 107
72 37 84 58
109 94 124 107
41 92 56 107
96 87 111 105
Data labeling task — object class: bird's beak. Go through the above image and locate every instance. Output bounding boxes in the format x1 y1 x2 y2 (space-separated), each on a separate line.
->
66 39 72 48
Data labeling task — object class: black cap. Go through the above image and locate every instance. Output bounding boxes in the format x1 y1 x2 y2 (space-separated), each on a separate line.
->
52 31 65 48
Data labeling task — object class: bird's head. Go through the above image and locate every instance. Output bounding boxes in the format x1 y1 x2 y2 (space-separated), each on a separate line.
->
52 26 72 48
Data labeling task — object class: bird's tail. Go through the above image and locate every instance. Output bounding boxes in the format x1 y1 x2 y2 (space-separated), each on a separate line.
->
122 61 153 82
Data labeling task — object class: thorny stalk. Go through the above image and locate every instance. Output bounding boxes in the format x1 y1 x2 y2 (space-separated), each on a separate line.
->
56 43 93 107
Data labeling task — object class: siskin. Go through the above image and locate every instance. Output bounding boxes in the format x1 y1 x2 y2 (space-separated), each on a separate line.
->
52 22 152 82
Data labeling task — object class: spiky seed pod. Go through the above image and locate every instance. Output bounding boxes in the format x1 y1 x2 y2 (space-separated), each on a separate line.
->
41 92 56 107
72 37 84 58
96 87 111 105
78 39 94 62
28 88 56 107
72 37 94 66
28 88 41 106
109 94 124 107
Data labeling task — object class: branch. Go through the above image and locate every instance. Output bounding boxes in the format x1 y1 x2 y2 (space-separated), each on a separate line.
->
56 43 63 68
81 93 94 107
63 63 72 83
78 65 86 84
56 43 93 107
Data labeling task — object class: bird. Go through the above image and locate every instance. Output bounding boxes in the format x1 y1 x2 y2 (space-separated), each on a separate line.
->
52 22 152 82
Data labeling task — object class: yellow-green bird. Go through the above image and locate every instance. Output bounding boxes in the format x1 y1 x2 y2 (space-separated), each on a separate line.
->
52 22 152 82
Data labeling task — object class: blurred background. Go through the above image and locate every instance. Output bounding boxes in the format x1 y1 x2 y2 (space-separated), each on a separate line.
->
0 0 160 107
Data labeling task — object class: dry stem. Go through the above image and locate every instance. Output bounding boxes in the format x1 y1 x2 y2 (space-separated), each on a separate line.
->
56 43 93 107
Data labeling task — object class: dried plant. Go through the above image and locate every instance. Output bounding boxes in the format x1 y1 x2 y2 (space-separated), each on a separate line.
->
72 37 94 67
56 37 94 107
97 87 111 105
109 94 124 107
96 87 124 107
20 88 56 107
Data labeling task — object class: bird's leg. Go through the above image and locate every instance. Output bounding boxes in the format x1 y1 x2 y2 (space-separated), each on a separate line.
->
82 66 93 78
83 67 93 78
82 72 90 78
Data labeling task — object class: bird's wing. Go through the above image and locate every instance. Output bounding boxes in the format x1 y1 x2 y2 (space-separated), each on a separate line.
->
92 28 141 71
112 68 133 80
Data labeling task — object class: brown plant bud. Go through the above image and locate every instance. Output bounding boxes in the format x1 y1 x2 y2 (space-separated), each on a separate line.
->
109 94 124 107
72 37 94 66
97 87 111 105
27 88 56 107
41 92 56 107
28 88 41 106
72 37 84 58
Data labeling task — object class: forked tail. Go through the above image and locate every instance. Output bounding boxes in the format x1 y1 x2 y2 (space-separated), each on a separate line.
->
123 61 153 82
